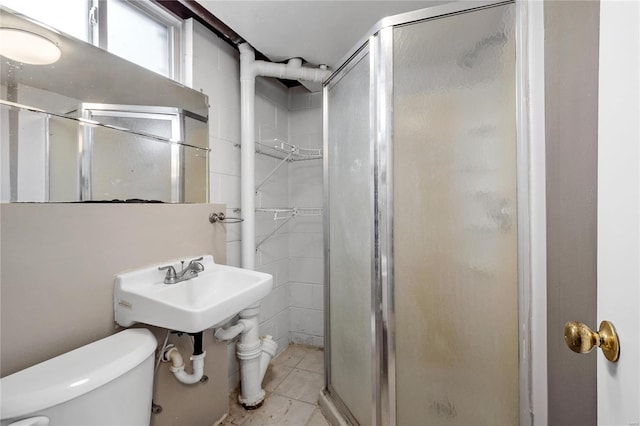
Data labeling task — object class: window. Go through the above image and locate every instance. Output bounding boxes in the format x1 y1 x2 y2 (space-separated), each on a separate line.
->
95 0 182 81
0 0 182 81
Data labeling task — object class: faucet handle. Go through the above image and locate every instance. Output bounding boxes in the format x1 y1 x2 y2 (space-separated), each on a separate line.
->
158 265 177 282
187 257 205 272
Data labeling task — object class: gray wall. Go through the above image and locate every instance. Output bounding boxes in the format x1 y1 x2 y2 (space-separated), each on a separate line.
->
544 1 600 424
1 203 229 425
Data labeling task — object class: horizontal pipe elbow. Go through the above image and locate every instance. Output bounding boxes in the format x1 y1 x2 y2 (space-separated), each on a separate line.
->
253 60 330 83
214 318 253 341
239 43 258 80
238 43 254 55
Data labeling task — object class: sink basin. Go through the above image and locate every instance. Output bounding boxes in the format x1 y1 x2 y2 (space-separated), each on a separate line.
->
114 255 273 333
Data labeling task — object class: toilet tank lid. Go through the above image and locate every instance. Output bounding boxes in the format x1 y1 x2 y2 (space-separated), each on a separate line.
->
0 328 157 420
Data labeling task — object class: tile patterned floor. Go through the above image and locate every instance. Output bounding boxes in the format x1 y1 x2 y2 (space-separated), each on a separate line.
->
220 345 329 426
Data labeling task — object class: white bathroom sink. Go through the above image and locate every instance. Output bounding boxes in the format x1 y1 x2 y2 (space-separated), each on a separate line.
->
114 255 273 333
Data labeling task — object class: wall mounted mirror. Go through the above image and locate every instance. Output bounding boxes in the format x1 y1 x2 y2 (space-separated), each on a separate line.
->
0 6 209 203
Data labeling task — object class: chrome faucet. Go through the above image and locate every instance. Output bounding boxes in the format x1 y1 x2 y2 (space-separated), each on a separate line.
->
158 257 204 284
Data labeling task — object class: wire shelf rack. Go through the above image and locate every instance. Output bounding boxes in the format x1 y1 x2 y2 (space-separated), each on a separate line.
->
235 139 322 161
256 139 322 161
255 207 323 249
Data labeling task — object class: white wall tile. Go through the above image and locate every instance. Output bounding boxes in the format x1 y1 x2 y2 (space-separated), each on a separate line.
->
289 161 323 208
312 336 324 348
290 307 323 336
259 316 277 339
289 108 322 137
218 83 240 144
288 86 312 111
217 173 240 208
287 94 325 356
259 284 287 322
273 338 286 355
288 282 312 309
192 63 217 100
287 133 311 149
192 49 219 86
256 258 289 289
274 258 290 287
289 95 311 112
191 20 219 64
274 104 290 141
288 133 322 150
207 103 221 141
289 232 323 259
225 207 241 243
256 77 289 109
311 284 324 311
290 332 315 346
209 172 221 203
290 159 323 182
255 209 281 238
254 155 276 185
307 131 323 150
255 261 276 278
290 257 324 284
217 39 240 84
226 241 241 267
275 155 289 182
288 215 323 234
255 94 277 135
289 179 323 208
256 233 289 266
259 181 289 208
275 309 289 342
211 138 240 177
289 282 324 311
310 92 323 109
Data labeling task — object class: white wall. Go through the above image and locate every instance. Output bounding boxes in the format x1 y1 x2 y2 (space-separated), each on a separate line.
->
186 19 325 392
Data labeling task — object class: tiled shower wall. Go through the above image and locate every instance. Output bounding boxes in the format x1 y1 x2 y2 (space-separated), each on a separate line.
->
186 20 324 391
288 87 325 347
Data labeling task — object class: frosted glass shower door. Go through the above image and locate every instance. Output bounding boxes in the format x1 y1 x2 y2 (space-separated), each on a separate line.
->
392 4 519 425
325 50 373 426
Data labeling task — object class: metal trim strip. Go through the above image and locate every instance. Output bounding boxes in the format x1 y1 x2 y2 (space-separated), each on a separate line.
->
330 0 513 84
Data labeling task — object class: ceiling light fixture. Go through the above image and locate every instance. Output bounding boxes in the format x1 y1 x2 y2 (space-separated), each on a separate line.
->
0 28 61 65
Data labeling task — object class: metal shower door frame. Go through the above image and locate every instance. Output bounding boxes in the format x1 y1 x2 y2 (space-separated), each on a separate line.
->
322 41 373 426
323 1 533 424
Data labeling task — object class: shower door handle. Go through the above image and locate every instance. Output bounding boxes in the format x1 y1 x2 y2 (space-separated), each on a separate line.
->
563 320 620 362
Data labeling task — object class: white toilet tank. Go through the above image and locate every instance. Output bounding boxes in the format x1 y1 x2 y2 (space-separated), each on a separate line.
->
0 328 157 426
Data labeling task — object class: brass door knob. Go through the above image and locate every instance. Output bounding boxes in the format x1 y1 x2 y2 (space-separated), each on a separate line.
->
564 320 620 362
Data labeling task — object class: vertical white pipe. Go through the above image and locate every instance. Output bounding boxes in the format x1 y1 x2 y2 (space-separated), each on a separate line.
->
237 306 264 407
259 336 278 381
239 43 330 271
239 44 256 270
236 43 331 407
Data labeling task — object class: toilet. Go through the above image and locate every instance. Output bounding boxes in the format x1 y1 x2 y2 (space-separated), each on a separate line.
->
0 328 157 426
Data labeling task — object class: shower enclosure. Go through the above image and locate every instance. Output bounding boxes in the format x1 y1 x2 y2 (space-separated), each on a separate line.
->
323 1 530 424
